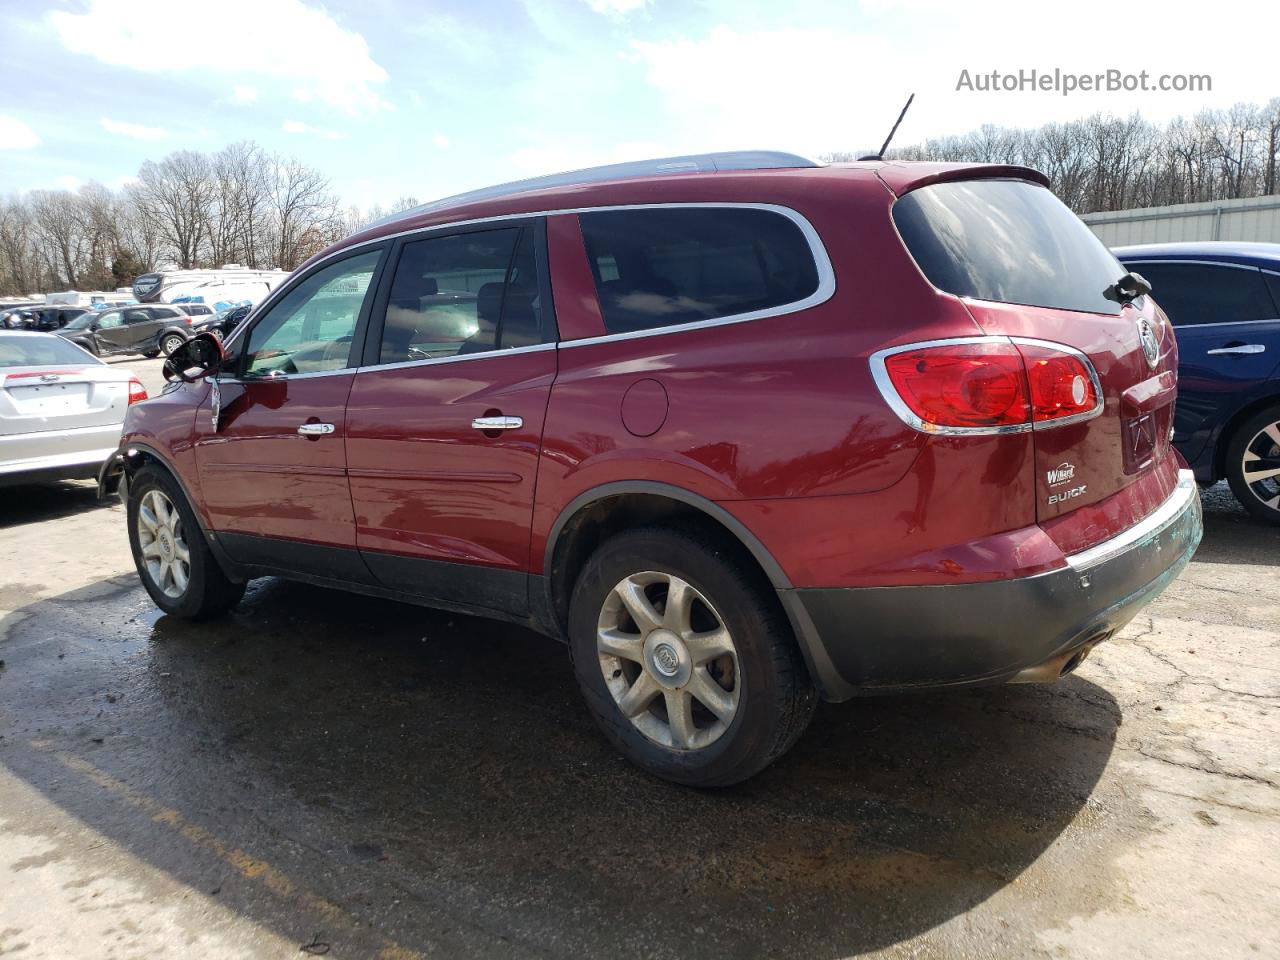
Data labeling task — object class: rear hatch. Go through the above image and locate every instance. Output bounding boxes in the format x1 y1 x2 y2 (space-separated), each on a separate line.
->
892 177 1180 551
0 364 132 435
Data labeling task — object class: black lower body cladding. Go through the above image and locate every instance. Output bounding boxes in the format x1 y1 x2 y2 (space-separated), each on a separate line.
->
786 471 1203 700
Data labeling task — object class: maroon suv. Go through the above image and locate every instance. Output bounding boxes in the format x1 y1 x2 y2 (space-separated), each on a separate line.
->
107 152 1202 786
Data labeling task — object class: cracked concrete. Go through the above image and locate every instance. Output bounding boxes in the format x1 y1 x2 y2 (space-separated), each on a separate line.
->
0 359 1277 959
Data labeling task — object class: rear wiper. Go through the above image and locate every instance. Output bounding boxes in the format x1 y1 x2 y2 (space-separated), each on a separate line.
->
1104 271 1151 305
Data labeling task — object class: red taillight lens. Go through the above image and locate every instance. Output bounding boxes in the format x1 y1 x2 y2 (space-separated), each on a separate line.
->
1016 342 1099 424
880 342 1030 430
875 338 1101 434
128 378 148 404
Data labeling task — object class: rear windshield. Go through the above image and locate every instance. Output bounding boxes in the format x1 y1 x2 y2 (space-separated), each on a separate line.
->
893 179 1125 316
0 335 100 367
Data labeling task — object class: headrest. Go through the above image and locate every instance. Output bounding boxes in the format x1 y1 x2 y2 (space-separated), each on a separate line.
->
419 277 438 296
476 282 505 321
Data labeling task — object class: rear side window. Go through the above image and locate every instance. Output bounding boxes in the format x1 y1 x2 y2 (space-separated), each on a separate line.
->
894 180 1125 316
579 207 820 335
377 226 543 363
1128 263 1275 326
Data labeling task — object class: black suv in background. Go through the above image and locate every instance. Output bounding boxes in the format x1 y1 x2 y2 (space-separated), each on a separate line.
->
58 305 192 357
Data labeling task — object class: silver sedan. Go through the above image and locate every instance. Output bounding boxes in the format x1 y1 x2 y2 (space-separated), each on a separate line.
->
0 331 147 487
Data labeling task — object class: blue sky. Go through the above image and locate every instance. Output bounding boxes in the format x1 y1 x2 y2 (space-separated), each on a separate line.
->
1 0 1277 209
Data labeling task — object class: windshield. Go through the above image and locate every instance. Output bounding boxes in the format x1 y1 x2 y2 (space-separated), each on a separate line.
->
61 311 96 330
0 334 101 367
893 179 1125 316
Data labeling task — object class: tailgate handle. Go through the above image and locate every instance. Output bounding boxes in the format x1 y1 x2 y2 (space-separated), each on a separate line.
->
1121 371 1177 417
1207 343 1265 356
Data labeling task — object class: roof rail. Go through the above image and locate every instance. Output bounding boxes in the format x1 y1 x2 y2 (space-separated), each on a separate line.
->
366 150 820 229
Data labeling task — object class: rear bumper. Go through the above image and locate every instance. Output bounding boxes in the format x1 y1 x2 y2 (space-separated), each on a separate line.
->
782 469 1203 701
0 423 123 487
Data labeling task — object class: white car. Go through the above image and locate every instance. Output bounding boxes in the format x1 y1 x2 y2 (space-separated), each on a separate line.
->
0 331 147 486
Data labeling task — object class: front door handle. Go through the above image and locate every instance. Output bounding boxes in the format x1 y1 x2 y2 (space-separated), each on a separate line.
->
1207 343 1265 356
471 416 523 431
297 422 336 436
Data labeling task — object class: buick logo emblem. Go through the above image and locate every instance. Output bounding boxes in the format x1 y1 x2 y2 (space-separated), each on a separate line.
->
1138 319 1160 370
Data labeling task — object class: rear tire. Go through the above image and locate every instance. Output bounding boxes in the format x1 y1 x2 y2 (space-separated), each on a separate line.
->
1225 404 1280 525
568 528 816 787
142 349 160 359
127 466 245 619
160 333 186 356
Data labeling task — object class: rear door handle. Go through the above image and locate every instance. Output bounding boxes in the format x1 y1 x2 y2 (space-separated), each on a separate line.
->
297 422 336 436
471 416 523 431
1207 344 1265 355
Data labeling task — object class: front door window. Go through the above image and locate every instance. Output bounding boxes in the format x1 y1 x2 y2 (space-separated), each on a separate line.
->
242 250 381 377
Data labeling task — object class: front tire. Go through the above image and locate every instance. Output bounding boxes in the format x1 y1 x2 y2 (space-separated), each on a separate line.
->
568 528 816 787
1226 404 1280 525
160 333 186 356
127 466 245 619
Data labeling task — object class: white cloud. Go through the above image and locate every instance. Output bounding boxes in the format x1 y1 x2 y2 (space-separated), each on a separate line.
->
232 85 259 104
0 115 40 149
433 134 451 149
581 0 649 14
282 120 348 141
630 5 1280 156
100 116 169 141
54 175 81 191
50 0 389 115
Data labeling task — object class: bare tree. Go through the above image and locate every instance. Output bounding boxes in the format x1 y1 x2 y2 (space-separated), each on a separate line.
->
132 151 216 269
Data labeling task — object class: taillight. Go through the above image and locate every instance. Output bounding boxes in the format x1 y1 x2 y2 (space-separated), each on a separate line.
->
128 378 148 404
1016 340 1099 424
872 337 1101 435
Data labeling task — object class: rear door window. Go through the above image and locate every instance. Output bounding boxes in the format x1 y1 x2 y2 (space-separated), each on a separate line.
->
578 207 820 334
375 226 544 363
1129 263 1273 326
893 179 1126 316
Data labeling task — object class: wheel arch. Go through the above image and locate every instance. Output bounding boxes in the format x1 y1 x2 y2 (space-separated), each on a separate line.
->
538 482 848 699
1212 390 1280 483
118 441 247 581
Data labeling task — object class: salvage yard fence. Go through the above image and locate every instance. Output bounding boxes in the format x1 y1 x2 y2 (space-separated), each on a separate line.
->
1083 193 1280 246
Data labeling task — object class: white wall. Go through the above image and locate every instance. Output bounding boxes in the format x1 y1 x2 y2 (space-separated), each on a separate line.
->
1083 195 1280 247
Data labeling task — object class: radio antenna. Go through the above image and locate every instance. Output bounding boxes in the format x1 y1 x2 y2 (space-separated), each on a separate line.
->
858 93 915 161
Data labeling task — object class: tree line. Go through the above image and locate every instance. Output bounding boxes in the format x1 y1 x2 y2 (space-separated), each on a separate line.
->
826 98 1280 215
5 98 1279 297
0 141 421 297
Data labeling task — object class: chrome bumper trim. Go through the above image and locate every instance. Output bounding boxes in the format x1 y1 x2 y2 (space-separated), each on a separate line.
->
1066 469 1200 573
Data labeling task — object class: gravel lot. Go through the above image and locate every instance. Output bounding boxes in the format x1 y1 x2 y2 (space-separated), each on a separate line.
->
1 356 1277 959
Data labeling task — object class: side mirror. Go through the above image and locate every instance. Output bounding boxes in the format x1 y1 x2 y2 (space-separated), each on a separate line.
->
89 322 100 331
163 332 225 383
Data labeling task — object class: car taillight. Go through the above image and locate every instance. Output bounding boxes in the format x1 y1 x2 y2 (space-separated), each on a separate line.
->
872 337 1101 435
181 314 192 324
1016 341 1099 424
128 378 148 404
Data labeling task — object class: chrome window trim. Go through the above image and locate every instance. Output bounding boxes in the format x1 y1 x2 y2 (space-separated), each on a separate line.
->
223 202 836 356
1066 469 1198 572
1122 258 1261 271
869 335 1105 437
218 367 357 384
354 341 556 375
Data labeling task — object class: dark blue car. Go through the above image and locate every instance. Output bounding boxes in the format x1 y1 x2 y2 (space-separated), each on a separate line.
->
1115 242 1280 523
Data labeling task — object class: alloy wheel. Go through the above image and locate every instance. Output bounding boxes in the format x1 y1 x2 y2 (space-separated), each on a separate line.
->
163 335 185 355
597 571 740 750
1241 420 1280 511
137 489 191 599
